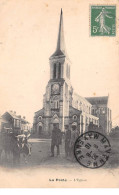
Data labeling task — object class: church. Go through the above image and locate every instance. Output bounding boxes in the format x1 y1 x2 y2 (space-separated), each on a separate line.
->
33 9 112 136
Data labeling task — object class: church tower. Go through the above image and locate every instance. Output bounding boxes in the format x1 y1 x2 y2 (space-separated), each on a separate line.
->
49 8 70 82
33 9 111 136
43 9 72 133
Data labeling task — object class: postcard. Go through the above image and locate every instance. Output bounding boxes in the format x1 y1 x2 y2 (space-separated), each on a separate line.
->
0 0 119 188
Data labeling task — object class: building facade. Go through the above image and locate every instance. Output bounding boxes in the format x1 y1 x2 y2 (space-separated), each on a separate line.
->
33 9 112 136
86 96 112 134
1 111 31 134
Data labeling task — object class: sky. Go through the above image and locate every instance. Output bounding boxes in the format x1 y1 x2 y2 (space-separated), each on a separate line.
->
0 0 119 126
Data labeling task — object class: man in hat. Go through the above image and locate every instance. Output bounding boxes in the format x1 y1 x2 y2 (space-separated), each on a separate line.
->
51 124 62 157
65 125 71 158
70 125 79 161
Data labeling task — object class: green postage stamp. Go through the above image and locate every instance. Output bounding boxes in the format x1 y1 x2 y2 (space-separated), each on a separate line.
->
91 5 116 36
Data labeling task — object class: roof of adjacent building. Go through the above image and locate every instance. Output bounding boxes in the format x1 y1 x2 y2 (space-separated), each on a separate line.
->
3 111 20 120
50 9 67 59
69 106 82 116
73 92 92 106
34 108 44 117
86 96 108 105
2 111 29 123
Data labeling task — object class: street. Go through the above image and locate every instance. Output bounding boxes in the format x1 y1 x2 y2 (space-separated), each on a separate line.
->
0 138 78 169
18 136 119 169
26 138 78 168
0 137 119 169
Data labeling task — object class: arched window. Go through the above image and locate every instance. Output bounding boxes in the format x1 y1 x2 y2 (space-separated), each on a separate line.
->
57 101 59 108
54 100 59 109
58 63 61 78
92 109 95 115
73 115 77 120
38 116 42 121
53 63 56 79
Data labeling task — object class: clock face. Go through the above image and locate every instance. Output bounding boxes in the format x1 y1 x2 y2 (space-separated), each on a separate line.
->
52 84 60 94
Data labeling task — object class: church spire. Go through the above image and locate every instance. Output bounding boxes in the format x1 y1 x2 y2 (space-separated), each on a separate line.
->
50 9 66 59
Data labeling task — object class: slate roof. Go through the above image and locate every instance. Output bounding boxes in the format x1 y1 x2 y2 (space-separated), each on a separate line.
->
2 111 29 123
74 92 92 106
35 108 44 117
2 111 20 120
51 50 65 58
69 106 82 116
86 96 108 105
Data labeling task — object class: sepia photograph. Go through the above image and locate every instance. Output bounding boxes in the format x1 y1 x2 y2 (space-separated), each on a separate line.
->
0 0 119 188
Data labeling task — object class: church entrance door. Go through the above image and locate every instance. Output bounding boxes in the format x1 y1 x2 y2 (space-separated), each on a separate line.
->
53 123 59 129
39 126 42 135
38 122 43 136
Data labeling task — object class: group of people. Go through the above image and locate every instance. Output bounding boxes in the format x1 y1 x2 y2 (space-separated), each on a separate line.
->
0 130 31 166
50 124 79 160
50 123 104 160
0 123 102 166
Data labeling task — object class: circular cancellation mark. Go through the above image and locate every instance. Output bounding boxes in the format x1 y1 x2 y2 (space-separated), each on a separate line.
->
74 131 111 169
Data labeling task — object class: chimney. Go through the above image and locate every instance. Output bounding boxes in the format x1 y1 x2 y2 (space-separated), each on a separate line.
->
23 116 26 119
14 111 16 115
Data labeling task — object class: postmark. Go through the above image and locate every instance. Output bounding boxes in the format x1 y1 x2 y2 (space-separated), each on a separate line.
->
90 5 116 36
74 131 111 169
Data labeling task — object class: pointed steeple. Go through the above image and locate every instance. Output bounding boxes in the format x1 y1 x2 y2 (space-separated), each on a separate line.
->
50 9 66 59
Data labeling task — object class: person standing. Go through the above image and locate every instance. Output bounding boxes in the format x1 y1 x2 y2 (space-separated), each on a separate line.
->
65 125 71 158
70 125 79 161
12 135 20 167
51 124 62 157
